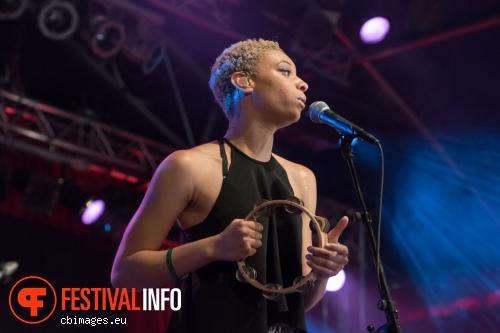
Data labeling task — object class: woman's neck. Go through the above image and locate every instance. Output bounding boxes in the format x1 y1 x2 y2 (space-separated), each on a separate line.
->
224 121 275 162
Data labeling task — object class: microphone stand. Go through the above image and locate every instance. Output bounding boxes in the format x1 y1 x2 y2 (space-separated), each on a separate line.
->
338 135 403 333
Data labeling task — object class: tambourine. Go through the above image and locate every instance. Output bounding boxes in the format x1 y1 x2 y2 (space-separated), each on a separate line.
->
236 197 330 301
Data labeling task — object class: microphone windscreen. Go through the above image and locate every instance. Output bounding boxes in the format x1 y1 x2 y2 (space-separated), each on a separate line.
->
308 101 329 123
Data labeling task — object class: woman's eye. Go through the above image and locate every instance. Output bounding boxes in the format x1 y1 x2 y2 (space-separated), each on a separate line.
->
279 69 291 76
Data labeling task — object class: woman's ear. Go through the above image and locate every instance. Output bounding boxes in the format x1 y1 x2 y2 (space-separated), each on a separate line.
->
231 72 253 93
237 77 249 87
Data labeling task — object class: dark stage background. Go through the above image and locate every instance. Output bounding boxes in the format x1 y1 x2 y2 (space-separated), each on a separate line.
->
1 0 500 332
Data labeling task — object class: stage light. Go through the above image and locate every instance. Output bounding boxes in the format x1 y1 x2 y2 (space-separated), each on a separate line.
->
0 0 28 20
0 261 19 283
119 17 166 76
88 16 125 58
57 179 107 224
140 41 165 75
359 16 390 44
12 167 134 236
81 198 106 225
37 0 79 41
76 185 141 235
326 269 346 292
122 40 165 75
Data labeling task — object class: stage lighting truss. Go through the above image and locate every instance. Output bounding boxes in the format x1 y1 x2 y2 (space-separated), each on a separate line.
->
144 0 232 28
0 0 28 20
0 89 175 181
292 40 355 87
37 0 79 41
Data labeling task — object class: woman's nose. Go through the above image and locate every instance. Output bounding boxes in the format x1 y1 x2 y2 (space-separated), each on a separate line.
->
297 77 308 92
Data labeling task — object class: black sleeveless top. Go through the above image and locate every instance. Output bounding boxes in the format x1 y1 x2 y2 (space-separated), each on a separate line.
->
165 139 307 333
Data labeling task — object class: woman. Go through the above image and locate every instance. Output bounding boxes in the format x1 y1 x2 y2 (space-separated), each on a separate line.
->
111 39 349 333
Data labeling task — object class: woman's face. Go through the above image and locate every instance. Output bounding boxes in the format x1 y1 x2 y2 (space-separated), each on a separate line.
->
249 50 308 126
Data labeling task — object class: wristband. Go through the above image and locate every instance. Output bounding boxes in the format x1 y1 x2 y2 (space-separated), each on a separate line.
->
166 248 181 279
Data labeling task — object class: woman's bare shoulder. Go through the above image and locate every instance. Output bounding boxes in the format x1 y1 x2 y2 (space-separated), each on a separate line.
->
273 153 317 205
273 154 315 179
161 141 220 165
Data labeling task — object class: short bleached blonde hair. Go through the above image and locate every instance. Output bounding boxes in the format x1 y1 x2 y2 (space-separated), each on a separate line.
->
209 39 282 119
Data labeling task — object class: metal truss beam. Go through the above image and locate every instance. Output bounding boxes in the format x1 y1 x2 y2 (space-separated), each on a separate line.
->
145 0 354 85
0 90 175 182
144 0 244 41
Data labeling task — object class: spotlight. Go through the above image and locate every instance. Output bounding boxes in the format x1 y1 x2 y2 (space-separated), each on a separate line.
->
326 269 346 292
0 261 19 284
88 16 125 58
82 185 142 236
359 16 390 44
0 0 28 20
81 198 106 225
12 169 109 224
37 0 79 41
57 179 106 224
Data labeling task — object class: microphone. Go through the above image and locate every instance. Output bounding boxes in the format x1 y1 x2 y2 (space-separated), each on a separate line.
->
0 261 19 283
309 101 379 144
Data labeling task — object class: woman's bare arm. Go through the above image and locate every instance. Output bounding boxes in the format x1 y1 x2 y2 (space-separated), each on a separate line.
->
111 149 263 289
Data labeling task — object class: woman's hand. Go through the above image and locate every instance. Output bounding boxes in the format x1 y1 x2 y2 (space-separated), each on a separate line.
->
306 216 349 278
214 219 264 261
